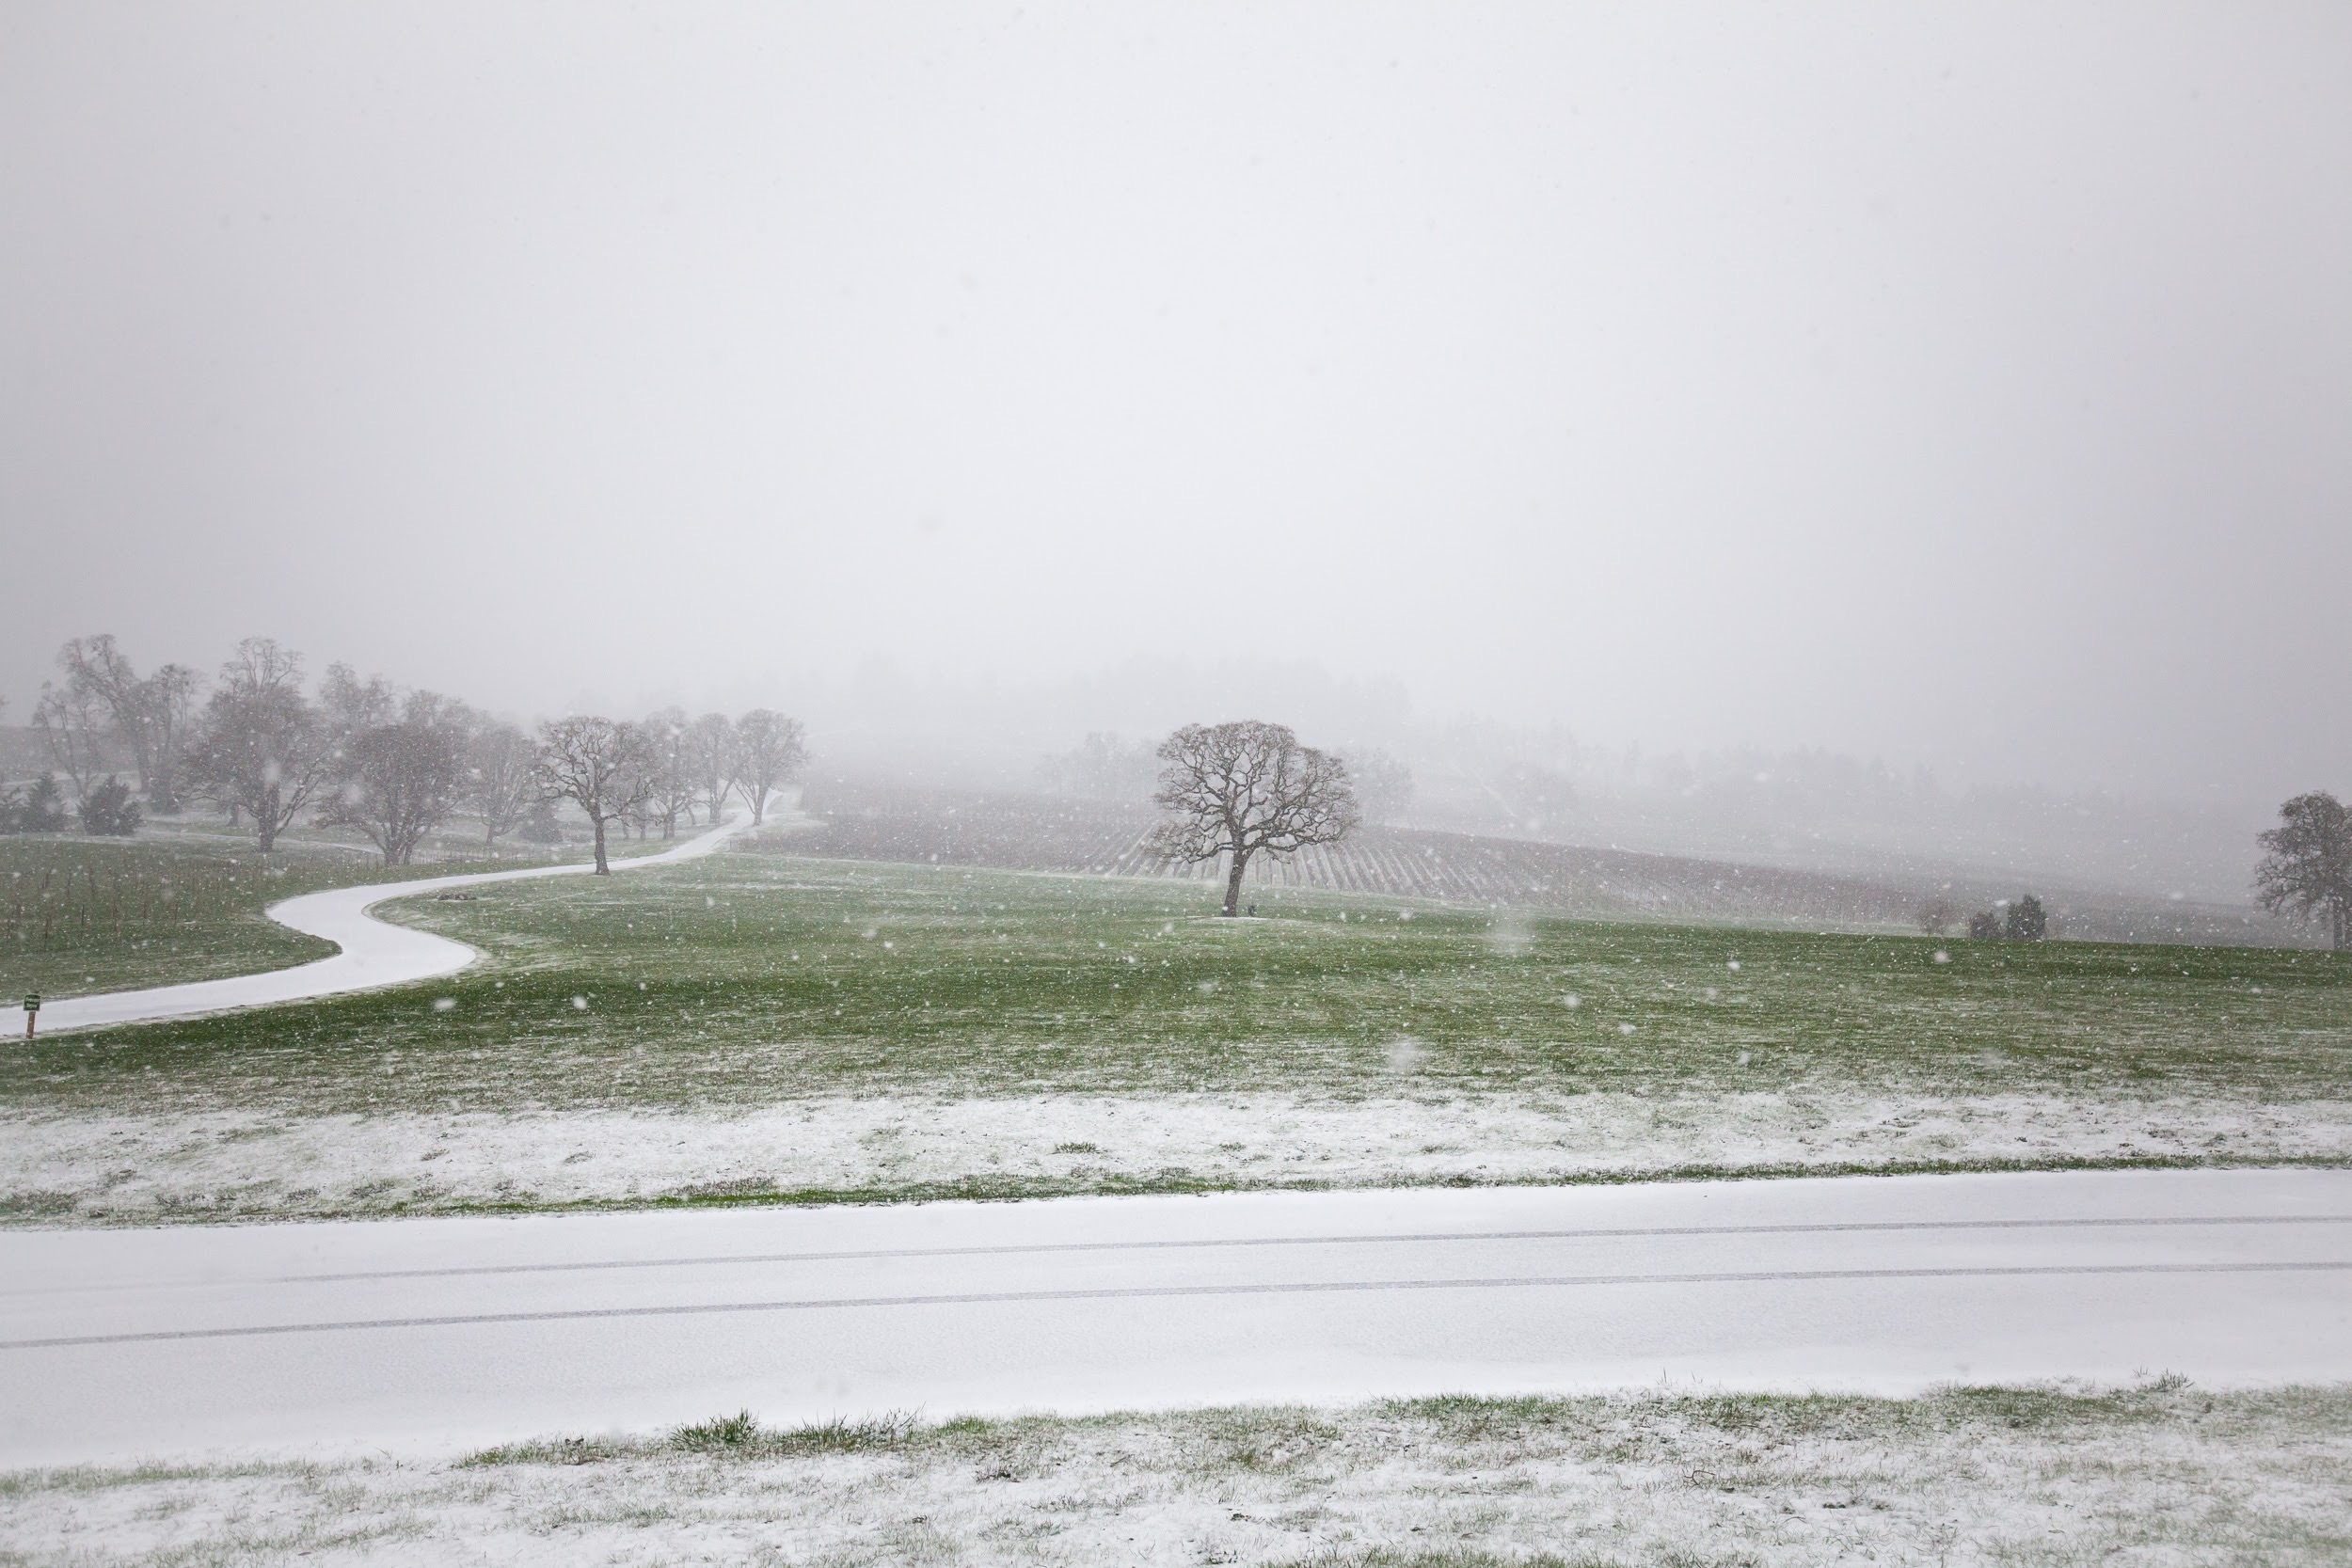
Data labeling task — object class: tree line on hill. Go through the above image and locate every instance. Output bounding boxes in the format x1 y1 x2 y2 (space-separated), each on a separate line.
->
2 634 804 872
1906 795 2352 951
9 644 2347 945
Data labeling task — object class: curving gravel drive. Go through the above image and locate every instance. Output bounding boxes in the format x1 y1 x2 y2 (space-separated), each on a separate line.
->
2 807 760 1038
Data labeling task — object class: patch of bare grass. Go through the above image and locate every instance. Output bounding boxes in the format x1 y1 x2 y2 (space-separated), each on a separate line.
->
7 1381 2346 1566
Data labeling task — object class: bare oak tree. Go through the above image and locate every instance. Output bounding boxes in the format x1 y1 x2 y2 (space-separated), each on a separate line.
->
467 722 537 847
733 709 805 825
52 635 200 810
687 712 741 827
532 716 658 874
30 680 109 798
183 638 337 852
642 708 698 839
315 689 473 864
1916 897 1962 936
2255 791 2352 951
1152 720 1359 917
55 635 142 789
135 663 199 813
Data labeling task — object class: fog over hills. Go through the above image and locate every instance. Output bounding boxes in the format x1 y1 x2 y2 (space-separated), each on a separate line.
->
6 6 2346 924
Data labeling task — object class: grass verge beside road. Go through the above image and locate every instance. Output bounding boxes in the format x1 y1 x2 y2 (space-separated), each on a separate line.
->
6 1381 2345 1565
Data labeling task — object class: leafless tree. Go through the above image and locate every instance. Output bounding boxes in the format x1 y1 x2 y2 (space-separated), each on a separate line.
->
532 716 658 874
733 709 805 825
467 722 537 847
51 636 199 808
135 663 200 812
687 712 741 826
640 708 699 839
315 689 473 865
31 680 109 798
183 638 337 852
318 663 397 741
56 635 145 783
2255 791 2352 951
1152 720 1359 917
1916 897 1961 936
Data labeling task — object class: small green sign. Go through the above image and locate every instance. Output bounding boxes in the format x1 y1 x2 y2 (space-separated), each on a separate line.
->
22 993 38 1014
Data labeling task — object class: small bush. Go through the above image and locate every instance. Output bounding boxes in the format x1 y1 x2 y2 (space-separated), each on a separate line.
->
8 774 70 834
78 777 142 837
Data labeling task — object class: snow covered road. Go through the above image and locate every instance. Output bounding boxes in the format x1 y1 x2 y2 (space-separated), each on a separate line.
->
5 1167 2348 1465
0 808 757 1037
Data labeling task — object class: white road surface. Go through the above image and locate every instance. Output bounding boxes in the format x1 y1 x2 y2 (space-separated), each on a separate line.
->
1 808 758 1038
4 1167 2347 1465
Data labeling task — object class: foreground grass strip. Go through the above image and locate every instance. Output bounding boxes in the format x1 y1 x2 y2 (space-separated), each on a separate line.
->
13 1092 2349 1227
6 1382 2347 1565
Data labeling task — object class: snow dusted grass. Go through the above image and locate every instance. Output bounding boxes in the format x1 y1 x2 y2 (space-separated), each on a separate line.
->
4 853 2345 1222
6 1381 2347 1565
7 1089 2349 1224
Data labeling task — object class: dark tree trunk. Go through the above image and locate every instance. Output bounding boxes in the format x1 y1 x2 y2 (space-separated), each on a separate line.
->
255 785 278 852
592 815 610 875
1222 849 1249 917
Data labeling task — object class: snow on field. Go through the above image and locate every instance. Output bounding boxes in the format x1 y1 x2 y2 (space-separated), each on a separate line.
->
6 1385 2346 1566
7 1087 2346 1223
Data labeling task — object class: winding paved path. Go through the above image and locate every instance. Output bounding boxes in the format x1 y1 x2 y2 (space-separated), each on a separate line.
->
2 808 759 1037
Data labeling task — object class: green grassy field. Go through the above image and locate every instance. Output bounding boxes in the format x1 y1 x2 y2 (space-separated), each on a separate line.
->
0 832 674 1004
4 847 2343 1119
0 837 377 1001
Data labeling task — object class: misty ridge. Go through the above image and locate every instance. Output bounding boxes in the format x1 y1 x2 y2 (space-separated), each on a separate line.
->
7 630 2338 950
0 629 2297 949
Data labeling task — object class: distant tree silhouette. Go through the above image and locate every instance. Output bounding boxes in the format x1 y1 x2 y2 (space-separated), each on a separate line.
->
687 713 742 828
184 639 336 853
641 708 697 839
1917 898 1961 936
0 774 70 835
1966 910 2003 941
55 635 200 811
316 685 473 865
31 680 108 798
2004 894 2048 942
467 723 537 847
2254 791 2352 951
734 710 806 826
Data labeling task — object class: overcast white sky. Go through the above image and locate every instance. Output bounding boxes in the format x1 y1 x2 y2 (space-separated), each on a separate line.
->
5 3 2347 804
